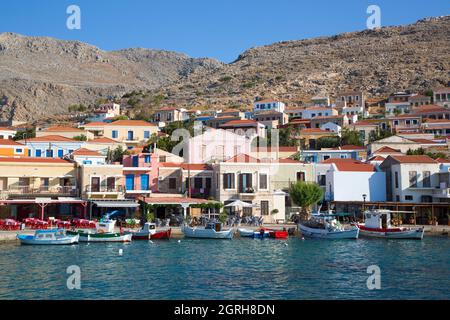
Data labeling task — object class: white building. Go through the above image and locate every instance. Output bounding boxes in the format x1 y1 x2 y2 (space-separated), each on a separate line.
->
89 102 121 122
253 99 285 113
18 135 86 158
380 155 449 203
301 106 338 119
0 127 16 140
433 87 450 108
323 159 386 202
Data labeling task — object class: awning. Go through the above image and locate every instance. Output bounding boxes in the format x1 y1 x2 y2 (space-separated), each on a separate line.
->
92 200 139 208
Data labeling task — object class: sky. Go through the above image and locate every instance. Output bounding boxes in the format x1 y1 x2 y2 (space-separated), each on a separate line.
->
0 0 448 62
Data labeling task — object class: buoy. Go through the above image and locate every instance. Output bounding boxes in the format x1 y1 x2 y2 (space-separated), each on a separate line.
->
301 237 305 240
118 249 123 256
178 240 181 243
284 243 288 246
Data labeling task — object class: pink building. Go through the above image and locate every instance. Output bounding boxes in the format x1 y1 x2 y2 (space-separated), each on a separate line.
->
122 153 159 197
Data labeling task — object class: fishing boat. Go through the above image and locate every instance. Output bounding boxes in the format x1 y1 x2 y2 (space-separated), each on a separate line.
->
67 211 132 242
238 228 256 237
356 210 424 239
268 229 288 239
182 222 234 239
126 222 171 240
253 228 270 238
298 214 359 239
17 229 79 245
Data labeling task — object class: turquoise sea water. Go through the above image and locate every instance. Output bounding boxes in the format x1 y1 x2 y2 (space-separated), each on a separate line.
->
0 236 448 300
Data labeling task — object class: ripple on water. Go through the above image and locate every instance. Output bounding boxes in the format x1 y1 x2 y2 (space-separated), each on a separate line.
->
0 237 448 299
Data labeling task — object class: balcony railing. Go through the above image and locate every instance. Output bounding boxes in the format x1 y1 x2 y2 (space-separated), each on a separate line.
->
6 185 78 196
85 185 124 193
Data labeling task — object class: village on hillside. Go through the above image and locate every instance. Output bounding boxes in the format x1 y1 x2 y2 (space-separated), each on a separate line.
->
0 86 449 228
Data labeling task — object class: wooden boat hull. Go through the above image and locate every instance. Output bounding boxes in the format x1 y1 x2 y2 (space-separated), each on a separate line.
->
299 224 359 239
67 231 132 242
357 224 424 239
182 225 234 239
17 234 79 245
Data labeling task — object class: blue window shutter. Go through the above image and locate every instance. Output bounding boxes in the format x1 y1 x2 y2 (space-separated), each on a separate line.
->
141 174 149 190
112 130 118 139
144 155 151 163
58 149 64 158
144 131 150 139
35 150 41 157
125 175 134 190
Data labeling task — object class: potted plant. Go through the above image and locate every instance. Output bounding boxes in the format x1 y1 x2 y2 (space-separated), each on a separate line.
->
219 211 228 224
426 211 433 225
146 212 155 223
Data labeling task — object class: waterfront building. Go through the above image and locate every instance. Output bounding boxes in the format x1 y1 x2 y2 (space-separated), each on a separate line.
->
379 155 449 203
122 152 158 198
0 157 83 220
321 158 386 202
18 135 85 158
212 154 314 222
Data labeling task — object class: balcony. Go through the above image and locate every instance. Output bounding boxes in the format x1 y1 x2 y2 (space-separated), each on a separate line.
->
4 185 78 198
433 187 450 198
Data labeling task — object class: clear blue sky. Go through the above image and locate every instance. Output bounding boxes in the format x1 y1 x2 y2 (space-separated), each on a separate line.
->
1 0 448 62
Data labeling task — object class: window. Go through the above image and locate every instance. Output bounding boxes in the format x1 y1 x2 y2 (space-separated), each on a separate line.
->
340 154 348 159
261 201 269 215
394 171 399 188
259 174 268 189
68 149 74 154
393 120 399 126
91 177 100 192
159 155 167 163
194 177 203 189
409 171 417 187
405 195 413 201
318 175 326 186
83 160 92 164
239 173 253 193
106 177 116 191
422 171 431 187
144 155 151 163
57 149 64 158
205 177 212 189
223 173 235 189
296 172 305 182
169 178 177 189
14 148 23 154
46 149 53 158
35 150 42 157
144 131 150 139
112 130 118 139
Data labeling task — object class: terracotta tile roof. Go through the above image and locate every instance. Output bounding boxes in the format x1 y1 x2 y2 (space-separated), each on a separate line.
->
408 94 430 100
159 162 212 170
42 126 84 132
107 120 156 126
311 115 345 120
436 157 450 163
390 114 421 119
374 146 402 153
225 154 260 163
423 118 450 123
408 138 439 144
88 137 121 144
301 128 334 134
84 122 107 127
390 155 437 164
321 158 376 172
0 127 16 132
277 158 300 163
332 145 366 150
71 148 103 156
20 135 76 142
368 155 386 161
0 139 25 146
413 105 450 114
0 157 71 164
220 119 258 126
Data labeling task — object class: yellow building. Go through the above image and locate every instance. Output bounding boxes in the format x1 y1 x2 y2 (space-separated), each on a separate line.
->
0 139 28 157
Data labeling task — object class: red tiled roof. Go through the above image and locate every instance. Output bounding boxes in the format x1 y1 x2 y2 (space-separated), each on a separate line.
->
423 118 450 123
390 155 437 164
374 146 402 153
368 155 386 161
226 154 260 163
0 157 71 164
220 119 258 126
20 135 76 142
0 127 16 132
332 145 365 150
311 115 344 120
408 138 439 144
42 126 84 132
72 148 103 156
88 137 120 144
321 158 376 172
159 162 212 170
301 128 334 134
107 120 156 126
0 139 25 146
436 157 450 163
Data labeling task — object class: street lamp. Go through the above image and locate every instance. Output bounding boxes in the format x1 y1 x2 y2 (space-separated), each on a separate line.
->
362 194 367 212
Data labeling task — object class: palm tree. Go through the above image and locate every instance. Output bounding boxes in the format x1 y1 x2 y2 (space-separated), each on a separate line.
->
289 181 324 220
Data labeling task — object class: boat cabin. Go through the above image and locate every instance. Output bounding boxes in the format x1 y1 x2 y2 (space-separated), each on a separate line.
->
96 220 116 233
205 222 223 232
142 222 156 232
364 210 391 229
34 229 65 240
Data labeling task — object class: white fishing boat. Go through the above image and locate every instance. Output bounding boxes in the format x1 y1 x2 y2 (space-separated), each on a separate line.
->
237 228 255 237
67 211 132 242
17 229 79 245
298 214 359 239
357 210 424 240
182 222 234 239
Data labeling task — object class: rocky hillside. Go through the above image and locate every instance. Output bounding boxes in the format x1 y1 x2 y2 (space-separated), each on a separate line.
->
146 15 449 109
0 33 222 122
0 15 449 122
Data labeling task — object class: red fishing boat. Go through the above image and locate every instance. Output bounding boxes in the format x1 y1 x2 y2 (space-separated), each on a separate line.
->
268 229 288 239
150 228 171 240
126 222 171 240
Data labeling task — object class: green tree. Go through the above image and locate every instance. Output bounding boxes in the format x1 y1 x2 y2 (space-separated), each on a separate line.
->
111 115 129 121
73 134 87 141
289 181 324 220
108 146 129 163
341 128 363 146
317 136 340 149
13 128 35 141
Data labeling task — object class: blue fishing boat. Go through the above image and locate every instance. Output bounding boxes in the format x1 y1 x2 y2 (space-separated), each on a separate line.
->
17 229 79 245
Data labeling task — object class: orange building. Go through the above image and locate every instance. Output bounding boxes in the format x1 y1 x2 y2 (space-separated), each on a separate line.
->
0 139 28 157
